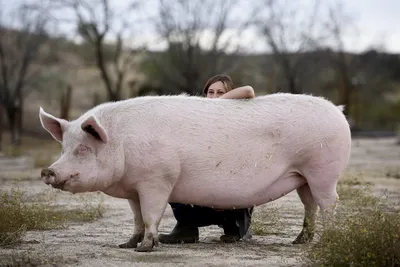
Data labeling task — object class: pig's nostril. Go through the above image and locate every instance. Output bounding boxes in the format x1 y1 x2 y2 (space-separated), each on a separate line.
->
41 168 56 178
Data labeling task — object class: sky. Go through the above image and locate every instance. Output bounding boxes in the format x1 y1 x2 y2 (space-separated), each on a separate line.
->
339 0 400 53
1 0 399 53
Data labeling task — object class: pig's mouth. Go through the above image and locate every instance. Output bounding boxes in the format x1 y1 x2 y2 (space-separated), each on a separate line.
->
53 173 81 191
51 180 67 190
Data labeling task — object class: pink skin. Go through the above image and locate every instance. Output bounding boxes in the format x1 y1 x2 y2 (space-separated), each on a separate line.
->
39 93 351 252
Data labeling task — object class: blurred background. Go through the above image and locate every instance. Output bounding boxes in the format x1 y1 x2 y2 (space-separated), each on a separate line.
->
1 0 400 154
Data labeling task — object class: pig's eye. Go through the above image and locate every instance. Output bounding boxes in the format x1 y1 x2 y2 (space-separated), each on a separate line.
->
74 145 91 156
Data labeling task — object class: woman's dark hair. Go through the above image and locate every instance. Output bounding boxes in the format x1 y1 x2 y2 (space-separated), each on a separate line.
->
202 74 233 95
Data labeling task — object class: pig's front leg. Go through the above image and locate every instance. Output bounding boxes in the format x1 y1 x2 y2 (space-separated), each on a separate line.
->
134 183 171 252
119 197 144 248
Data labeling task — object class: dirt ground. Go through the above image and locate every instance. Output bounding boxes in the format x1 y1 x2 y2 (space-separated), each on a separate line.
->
1 137 400 267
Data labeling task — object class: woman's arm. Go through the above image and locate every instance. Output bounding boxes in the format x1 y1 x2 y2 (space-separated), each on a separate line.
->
219 85 255 99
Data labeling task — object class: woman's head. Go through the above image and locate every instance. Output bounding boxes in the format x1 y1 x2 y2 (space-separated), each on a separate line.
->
203 74 233 98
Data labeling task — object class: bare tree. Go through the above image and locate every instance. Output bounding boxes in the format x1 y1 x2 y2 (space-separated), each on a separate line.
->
257 0 325 94
0 101 3 151
54 0 141 101
149 0 260 95
0 3 49 147
324 1 357 117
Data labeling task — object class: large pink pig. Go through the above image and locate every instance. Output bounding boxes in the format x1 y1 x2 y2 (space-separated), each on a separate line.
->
39 92 351 252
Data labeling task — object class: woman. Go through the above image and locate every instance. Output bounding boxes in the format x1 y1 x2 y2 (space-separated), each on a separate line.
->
159 74 256 244
203 75 255 99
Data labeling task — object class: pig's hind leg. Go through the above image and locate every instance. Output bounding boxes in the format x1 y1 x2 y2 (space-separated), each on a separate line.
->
293 183 318 244
261 172 317 244
302 165 341 228
119 197 144 249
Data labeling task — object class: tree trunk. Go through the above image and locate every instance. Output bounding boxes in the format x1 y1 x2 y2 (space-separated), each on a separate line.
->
339 70 351 117
6 106 18 146
110 91 120 102
288 78 296 94
266 72 275 94
5 104 22 146
0 104 3 152
353 86 360 128
16 101 23 146
336 51 352 117
288 75 300 94
15 108 22 146
60 84 73 120
94 40 118 102
12 89 23 146
93 92 100 107
128 81 137 98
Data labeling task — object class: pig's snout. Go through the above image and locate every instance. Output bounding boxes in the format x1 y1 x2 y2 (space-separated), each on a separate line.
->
41 168 56 185
41 168 80 190
41 168 66 189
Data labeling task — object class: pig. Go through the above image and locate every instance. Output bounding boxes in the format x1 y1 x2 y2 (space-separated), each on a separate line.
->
39 92 351 252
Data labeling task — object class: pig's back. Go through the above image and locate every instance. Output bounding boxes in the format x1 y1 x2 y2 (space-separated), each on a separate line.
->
140 93 349 155
100 92 350 169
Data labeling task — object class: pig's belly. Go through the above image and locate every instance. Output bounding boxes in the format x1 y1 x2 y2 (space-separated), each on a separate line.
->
168 171 306 209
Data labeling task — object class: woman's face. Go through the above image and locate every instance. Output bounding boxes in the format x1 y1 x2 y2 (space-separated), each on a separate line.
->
206 81 227 98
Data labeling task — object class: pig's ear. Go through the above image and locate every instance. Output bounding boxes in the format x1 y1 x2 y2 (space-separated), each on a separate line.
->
39 107 69 143
81 115 108 144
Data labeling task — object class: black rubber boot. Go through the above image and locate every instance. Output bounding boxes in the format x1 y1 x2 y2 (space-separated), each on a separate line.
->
219 210 242 243
242 227 253 241
220 207 254 242
159 222 199 244
240 207 254 241
220 223 241 243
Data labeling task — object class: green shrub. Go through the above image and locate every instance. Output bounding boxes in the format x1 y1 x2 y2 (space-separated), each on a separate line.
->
0 187 104 247
306 181 400 267
0 250 77 267
250 204 284 236
386 168 400 179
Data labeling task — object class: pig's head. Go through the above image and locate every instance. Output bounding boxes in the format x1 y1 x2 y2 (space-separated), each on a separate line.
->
39 107 123 194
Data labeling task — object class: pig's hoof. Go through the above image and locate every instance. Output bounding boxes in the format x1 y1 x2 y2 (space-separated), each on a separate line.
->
119 234 144 249
134 243 154 252
119 241 137 249
134 233 157 252
292 230 314 244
